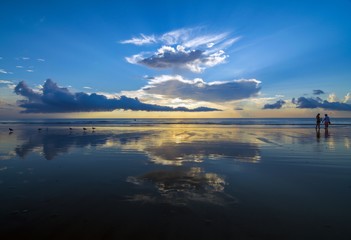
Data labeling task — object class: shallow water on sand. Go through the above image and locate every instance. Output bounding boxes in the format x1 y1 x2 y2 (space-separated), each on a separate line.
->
0 124 350 239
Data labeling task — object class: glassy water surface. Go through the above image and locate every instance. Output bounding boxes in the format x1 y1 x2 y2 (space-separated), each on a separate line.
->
0 123 350 239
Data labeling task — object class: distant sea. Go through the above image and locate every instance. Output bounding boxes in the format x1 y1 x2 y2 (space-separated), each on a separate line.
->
1 118 351 127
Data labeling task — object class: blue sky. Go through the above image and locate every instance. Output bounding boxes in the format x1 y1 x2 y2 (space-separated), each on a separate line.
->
1 0 351 118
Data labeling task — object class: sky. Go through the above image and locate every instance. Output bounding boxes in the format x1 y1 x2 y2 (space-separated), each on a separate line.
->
1 0 351 119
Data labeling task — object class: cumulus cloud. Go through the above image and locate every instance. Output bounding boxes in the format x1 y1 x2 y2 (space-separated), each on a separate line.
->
262 100 286 109
14 79 220 113
292 96 351 111
143 75 261 102
122 27 238 73
128 46 228 73
313 89 325 95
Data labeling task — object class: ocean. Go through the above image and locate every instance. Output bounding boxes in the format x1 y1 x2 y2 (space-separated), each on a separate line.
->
1 118 350 239
2 117 351 126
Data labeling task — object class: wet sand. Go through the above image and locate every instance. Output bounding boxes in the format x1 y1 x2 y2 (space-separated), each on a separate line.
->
0 124 350 239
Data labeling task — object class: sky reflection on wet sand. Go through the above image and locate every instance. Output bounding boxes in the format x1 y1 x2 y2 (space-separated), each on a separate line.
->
0 125 350 239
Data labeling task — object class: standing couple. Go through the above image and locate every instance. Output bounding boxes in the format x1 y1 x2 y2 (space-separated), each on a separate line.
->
316 113 331 130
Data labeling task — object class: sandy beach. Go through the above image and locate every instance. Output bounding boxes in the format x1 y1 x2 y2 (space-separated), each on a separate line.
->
0 123 350 239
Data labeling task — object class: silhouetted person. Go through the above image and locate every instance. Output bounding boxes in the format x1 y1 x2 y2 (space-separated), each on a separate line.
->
322 114 331 129
9 128 13 132
315 113 321 129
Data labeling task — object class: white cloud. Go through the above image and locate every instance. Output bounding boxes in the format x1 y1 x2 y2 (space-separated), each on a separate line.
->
183 32 228 48
0 69 8 74
123 27 240 73
161 28 194 45
158 45 177 54
344 93 351 104
204 37 241 55
16 65 23 68
0 80 13 84
328 93 339 102
125 53 145 64
26 69 34 73
37 58 45 62
135 45 228 73
202 50 228 67
83 86 92 89
7 84 16 90
120 34 157 45
36 84 43 90
0 80 16 90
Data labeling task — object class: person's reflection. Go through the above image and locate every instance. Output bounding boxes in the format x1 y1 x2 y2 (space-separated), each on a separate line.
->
316 128 320 141
324 128 330 138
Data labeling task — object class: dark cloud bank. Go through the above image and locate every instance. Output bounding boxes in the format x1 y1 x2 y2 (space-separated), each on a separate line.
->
313 89 325 95
144 78 261 102
292 97 351 111
140 49 204 69
262 100 286 109
14 79 220 113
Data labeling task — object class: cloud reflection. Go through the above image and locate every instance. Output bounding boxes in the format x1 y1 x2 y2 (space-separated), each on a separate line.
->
15 132 113 160
140 129 261 165
126 167 237 206
3 127 261 164
12 130 153 160
144 141 260 166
